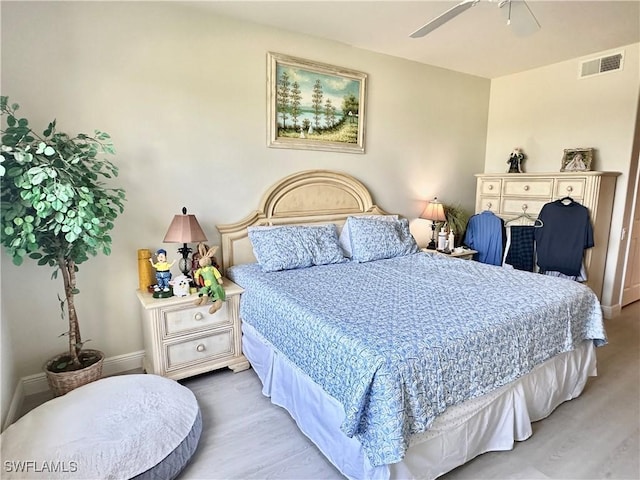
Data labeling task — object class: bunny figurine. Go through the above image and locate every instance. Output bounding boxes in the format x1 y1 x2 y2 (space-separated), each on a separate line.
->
193 243 226 314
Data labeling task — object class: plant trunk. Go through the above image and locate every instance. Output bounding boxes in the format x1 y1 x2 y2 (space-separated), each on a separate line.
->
59 256 81 368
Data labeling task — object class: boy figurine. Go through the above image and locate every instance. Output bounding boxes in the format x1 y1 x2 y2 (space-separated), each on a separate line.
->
149 249 175 294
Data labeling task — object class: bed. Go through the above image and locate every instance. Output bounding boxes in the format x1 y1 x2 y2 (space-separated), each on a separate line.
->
216 170 606 480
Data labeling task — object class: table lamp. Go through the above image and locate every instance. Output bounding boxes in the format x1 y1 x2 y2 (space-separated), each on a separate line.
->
420 197 446 250
163 207 208 278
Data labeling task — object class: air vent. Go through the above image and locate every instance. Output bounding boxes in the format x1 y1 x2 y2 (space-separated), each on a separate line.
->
579 51 624 79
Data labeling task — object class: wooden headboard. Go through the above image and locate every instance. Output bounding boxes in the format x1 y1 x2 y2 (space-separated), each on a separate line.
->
216 170 386 272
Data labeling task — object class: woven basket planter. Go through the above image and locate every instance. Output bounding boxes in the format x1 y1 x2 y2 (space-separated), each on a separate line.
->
44 349 105 397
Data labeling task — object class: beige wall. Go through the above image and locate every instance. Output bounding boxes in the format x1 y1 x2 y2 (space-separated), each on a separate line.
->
0 0 490 421
485 43 640 308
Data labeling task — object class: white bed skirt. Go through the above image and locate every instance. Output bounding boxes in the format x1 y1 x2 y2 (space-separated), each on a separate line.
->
242 323 597 480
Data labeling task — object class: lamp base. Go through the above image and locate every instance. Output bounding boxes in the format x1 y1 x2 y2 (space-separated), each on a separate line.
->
426 240 437 250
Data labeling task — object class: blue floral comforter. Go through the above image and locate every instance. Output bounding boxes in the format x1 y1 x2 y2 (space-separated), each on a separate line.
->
228 252 605 467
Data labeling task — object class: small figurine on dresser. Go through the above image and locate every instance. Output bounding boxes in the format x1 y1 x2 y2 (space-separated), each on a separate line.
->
194 243 226 314
149 248 176 298
507 148 526 173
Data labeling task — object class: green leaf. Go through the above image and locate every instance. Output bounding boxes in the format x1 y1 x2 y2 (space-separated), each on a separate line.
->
31 172 46 185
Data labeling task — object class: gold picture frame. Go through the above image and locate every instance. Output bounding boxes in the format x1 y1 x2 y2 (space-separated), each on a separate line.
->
267 52 367 154
561 148 594 172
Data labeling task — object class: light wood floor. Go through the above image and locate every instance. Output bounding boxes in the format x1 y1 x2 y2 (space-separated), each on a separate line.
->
19 302 640 479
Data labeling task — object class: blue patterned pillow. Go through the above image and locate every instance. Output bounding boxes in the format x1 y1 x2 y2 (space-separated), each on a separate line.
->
347 216 419 263
339 214 399 257
248 224 347 272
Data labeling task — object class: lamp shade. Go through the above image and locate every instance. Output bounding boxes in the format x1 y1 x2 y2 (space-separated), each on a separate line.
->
163 207 208 244
420 197 446 222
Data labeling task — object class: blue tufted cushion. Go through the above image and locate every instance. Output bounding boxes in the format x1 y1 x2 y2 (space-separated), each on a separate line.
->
248 224 347 272
347 216 419 263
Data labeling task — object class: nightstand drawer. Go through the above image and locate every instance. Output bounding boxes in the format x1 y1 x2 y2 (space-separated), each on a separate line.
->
502 178 553 197
555 178 586 198
165 329 234 370
163 302 231 338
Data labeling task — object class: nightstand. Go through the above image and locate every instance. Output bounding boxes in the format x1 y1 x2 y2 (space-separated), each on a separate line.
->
136 277 249 380
422 248 477 261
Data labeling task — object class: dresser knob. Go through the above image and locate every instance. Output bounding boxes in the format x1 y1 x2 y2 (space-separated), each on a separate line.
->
566 186 573 193
488 185 494 190
194 312 204 321
522 204 528 211
523 185 530 191
196 344 206 352
486 202 492 209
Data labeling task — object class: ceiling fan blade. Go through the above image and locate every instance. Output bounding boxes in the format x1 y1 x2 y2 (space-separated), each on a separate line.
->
410 0 480 38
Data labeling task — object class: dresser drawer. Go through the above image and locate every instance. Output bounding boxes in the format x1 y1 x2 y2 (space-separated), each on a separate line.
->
476 196 500 213
502 178 553 197
478 178 502 195
165 329 234 371
555 178 586 199
501 198 549 216
162 302 231 338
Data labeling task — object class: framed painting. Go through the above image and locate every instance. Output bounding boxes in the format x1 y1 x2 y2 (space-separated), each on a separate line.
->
267 52 367 154
561 148 594 172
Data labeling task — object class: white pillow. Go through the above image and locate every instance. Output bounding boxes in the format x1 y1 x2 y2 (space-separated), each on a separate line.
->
339 215 399 258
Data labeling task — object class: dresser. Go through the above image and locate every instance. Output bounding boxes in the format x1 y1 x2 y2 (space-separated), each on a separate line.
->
136 277 249 380
474 171 620 300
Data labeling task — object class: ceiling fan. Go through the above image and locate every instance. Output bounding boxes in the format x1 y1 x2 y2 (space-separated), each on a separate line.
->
410 0 541 38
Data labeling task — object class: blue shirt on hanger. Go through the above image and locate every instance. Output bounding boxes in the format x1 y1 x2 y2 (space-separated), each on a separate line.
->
464 211 504 266
535 199 594 276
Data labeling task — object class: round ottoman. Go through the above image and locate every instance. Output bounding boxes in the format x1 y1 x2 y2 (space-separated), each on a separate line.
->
1 374 201 479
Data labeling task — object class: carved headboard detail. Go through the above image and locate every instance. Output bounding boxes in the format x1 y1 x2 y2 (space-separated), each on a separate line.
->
216 170 386 272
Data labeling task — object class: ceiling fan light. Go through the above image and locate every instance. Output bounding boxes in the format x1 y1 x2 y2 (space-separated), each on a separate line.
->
500 0 540 36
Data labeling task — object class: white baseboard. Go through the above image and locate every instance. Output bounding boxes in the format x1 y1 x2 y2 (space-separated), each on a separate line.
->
2 381 24 432
3 350 145 430
602 303 622 320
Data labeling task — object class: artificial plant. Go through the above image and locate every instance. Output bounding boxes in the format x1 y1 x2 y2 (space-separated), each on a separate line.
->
442 203 471 247
0 97 126 371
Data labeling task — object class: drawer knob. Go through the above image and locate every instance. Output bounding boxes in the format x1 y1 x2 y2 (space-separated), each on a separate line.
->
488 185 494 190
196 344 206 352
566 186 573 193
194 312 204 321
522 204 528 211
523 185 530 191
486 202 493 209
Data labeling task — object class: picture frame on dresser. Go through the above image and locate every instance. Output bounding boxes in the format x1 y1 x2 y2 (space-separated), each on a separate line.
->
561 148 594 172
266 52 367 154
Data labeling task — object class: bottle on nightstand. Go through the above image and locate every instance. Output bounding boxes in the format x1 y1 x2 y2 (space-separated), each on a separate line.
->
437 228 447 251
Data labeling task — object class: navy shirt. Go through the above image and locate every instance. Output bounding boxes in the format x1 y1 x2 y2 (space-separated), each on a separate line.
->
535 200 594 276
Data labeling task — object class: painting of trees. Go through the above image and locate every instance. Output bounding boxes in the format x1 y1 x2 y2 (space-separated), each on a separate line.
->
268 53 367 153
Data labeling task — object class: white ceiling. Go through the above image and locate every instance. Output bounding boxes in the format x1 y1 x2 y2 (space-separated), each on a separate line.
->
194 0 640 78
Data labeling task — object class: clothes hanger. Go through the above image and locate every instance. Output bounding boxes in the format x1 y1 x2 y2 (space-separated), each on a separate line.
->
505 206 543 227
558 196 575 205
